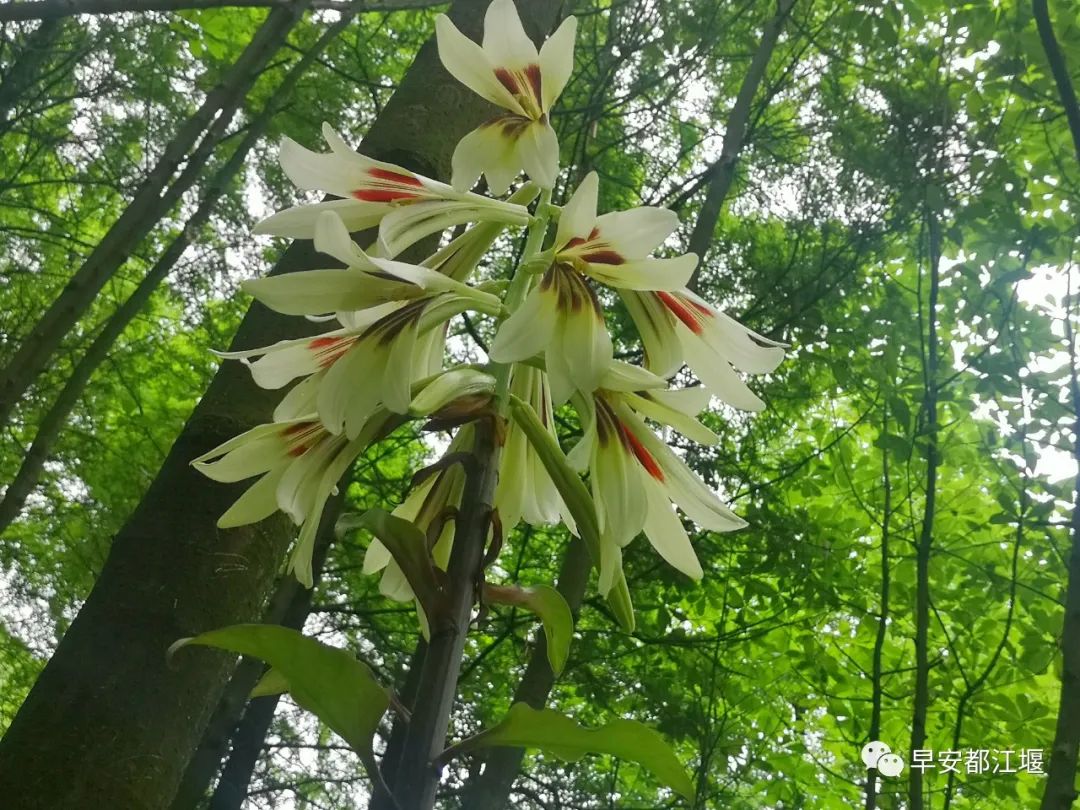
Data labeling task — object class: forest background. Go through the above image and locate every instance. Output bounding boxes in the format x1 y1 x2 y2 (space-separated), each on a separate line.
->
1 0 1079 808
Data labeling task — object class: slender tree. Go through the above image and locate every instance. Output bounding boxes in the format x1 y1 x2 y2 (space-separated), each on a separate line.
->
865 412 891 810
1042 268 1080 810
685 0 796 290
0 0 357 535
0 1 309 431
908 209 941 810
1039 3 1080 804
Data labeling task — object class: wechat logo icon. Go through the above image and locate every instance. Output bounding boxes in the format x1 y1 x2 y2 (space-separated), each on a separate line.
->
862 741 905 777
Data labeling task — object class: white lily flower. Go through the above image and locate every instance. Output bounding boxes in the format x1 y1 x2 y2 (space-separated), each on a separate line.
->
495 365 574 530
554 172 697 291
253 123 530 255
192 415 373 587
568 380 746 593
621 287 786 411
436 0 576 193
489 262 611 404
220 293 498 439
490 173 698 402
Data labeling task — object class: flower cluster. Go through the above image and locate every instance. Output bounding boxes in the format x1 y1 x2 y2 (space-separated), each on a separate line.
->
195 0 784 605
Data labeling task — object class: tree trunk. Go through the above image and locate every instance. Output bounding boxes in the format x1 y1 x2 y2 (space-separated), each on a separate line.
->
461 536 591 810
0 1 309 430
171 490 343 810
685 0 795 291
0 1 528 806
0 0 438 23
864 415 891 810
1041 263 1080 810
908 212 941 810
1032 0 1080 165
0 0 354 536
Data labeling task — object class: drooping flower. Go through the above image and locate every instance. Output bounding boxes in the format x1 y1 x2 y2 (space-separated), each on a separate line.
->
490 172 698 402
621 287 785 411
193 415 380 587
364 428 471 603
221 213 502 438
221 296 492 440
567 365 746 593
436 0 576 193
253 123 530 255
495 364 573 530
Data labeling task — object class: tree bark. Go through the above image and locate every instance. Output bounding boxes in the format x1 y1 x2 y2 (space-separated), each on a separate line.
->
908 212 941 810
1041 265 1080 810
0 0 438 23
0 0 354 536
684 0 795 291
171 489 343 810
0 1 309 431
864 415 891 810
0 0 522 806
461 536 591 810
200 495 338 810
1032 0 1080 165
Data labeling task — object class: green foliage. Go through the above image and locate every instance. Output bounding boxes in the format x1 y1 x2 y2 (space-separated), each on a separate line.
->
450 702 695 801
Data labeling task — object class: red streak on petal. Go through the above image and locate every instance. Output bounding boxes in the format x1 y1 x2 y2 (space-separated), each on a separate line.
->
623 426 665 482
524 63 542 103
657 291 704 335
582 250 624 265
688 298 713 316
588 227 600 240
309 336 352 368
367 167 422 187
494 67 519 94
287 444 309 457
282 421 314 436
564 236 587 249
352 188 419 202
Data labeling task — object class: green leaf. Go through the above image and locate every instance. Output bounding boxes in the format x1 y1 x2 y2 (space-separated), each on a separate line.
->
484 583 574 676
447 703 694 801
337 507 445 618
872 432 911 458
250 667 289 698
169 624 389 757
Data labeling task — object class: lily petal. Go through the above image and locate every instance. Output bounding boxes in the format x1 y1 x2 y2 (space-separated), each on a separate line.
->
538 15 577 111
253 198 385 239
620 290 683 378
594 206 680 259
491 283 558 363
451 120 520 195
642 478 703 580
217 466 287 528
435 14 525 116
482 0 539 67
584 254 697 292
516 119 560 189
556 170 598 248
